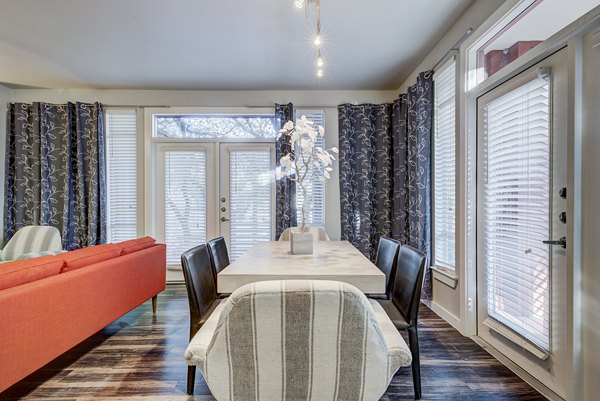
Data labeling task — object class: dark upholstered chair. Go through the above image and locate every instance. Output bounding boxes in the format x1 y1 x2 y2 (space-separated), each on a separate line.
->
369 236 401 300
207 236 230 278
181 244 223 395
371 245 427 400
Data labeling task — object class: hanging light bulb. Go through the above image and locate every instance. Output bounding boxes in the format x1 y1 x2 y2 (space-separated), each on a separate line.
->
316 69 324 78
317 57 324 67
313 35 322 46
294 0 305 8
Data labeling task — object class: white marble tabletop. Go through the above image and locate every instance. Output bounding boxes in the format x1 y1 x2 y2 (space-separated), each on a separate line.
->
217 241 385 294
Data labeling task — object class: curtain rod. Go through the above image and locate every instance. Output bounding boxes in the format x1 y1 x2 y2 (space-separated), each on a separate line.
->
430 27 473 72
104 105 170 108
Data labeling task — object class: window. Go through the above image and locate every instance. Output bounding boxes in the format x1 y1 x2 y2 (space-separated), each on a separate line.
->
106 109 138 242
228 148 274 260
163 150 208 265
481 76 551 351
295 110 326 228
153 115 277 138
468 0 599 89
433 61 456 269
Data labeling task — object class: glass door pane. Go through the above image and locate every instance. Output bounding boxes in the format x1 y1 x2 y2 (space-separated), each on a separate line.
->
220 144 275 260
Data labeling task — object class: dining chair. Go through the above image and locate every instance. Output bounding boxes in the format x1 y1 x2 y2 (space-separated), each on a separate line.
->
369 245 427 400
369 236 401 300
184 280 413 400
278 227 330 241
207 237 230 296
181 244 226 395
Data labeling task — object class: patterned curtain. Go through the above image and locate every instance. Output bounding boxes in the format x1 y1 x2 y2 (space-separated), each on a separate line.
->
274 103 297 240
338 71 433 299
4 102 107 250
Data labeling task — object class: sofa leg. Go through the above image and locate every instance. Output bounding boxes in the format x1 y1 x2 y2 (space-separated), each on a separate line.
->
152 295 158 314
408 325 422 400
187 365 196 395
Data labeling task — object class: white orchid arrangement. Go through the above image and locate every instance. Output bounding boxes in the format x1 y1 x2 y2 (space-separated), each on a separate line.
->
278 115 338 232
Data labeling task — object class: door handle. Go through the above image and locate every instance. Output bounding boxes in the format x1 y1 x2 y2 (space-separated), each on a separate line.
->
543 236 566 248
220 217 230 222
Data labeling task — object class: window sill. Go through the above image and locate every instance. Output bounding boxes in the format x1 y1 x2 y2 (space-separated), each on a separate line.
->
431 265 459 289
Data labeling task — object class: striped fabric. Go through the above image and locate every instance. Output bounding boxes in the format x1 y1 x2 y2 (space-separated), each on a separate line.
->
278 227 330 241
2 226 62 261
185 280 411 401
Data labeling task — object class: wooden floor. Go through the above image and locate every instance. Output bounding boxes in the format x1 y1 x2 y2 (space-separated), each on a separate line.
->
1 285 547 401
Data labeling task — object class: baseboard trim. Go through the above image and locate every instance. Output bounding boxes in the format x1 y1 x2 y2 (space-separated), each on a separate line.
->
424 300 462 333
471 336 564 401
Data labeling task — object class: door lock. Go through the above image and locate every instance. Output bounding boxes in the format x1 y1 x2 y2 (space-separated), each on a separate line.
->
558 212 567 224
220 217 230 222
543 236 566 248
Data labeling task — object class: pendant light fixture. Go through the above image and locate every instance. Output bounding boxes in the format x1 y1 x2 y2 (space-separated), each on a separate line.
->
294 0 324 78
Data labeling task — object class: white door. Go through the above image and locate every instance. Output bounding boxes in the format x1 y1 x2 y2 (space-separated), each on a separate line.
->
156 143 218 268
219 143 275 260
476 48 568 396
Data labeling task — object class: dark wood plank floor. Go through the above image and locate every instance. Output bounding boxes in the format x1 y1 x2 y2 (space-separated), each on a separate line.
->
1 285 547 401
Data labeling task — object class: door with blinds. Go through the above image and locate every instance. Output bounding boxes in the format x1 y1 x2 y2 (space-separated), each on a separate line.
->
219 144 275 260
156 144 217 267
476 48 568 396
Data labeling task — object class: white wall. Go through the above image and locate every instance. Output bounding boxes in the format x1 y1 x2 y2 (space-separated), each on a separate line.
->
5 88 397 241
581 25 600 401
396 0 503 328
0 84 11 243
397 1 504 93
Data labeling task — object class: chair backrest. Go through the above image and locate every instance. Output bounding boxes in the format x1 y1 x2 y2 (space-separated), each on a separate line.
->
2 225 62 261
207 237 230 281
391 245 427 325
201 280 396 401
181 244 218 338
278 227 330 241
375 236 400 297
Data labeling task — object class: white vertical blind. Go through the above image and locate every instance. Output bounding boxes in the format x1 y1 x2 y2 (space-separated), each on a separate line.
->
164 151 207 265
482 76 551 351
106 109 138 242
433 62 456 269
229 150 273 260
296 110 325 228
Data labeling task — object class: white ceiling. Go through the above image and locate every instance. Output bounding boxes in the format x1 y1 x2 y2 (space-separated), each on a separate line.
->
0 0 474 90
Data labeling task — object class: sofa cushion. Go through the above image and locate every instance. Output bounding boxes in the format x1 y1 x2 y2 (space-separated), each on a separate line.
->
0 256 64 290
59 244 122 273
117 237 156 255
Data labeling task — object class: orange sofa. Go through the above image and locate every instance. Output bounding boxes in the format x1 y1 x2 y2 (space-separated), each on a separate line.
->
0 237 166 393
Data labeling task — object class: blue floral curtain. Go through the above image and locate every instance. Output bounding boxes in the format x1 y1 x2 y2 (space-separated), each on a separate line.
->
4 102 107 250
338 71 433 299
274 103 297 240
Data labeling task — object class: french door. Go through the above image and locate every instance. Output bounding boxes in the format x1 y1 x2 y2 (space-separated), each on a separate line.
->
156 142 275 269
476 48 568 396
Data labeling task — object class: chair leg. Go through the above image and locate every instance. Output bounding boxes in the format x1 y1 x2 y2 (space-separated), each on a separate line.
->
152 295 158 314
408 326 422 400
187 365 196 395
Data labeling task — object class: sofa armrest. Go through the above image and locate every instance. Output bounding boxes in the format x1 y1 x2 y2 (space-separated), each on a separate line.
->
184 299 227 367
369 299 413 377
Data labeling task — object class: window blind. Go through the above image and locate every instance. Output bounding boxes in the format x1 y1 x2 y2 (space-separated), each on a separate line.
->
433 62 456 269
164 151 207 265
482 76 551 351
106 109 138 243
229 150 273 260
296 110 326 228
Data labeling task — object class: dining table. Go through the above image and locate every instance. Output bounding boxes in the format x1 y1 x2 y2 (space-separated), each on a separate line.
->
217 240 385 294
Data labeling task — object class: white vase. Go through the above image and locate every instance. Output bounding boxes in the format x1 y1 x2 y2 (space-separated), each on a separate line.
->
290 230 314 255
